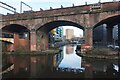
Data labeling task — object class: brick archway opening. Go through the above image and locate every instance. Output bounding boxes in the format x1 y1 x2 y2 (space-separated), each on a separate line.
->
2 24 30 52
36 20 84 50
93 15 120 48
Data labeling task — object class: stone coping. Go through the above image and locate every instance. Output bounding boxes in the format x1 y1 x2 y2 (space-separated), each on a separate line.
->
76 52 120 60
2 49 62 56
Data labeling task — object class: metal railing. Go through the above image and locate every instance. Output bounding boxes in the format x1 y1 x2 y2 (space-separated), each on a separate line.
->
20 1 32 13
0 1 17 14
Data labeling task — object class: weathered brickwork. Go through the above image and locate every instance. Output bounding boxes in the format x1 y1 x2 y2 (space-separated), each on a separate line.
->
0 1 120 51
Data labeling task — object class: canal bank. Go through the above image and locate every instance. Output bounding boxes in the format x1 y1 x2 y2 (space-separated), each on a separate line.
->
78 52 119 60
76 48 120 60
2 47 62 56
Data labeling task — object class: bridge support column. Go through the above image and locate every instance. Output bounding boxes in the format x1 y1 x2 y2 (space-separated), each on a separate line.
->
14 33 19 51
42 34 48 50
30 29 37 51
85 28 93 47
37 31 48 51
106 25 113 45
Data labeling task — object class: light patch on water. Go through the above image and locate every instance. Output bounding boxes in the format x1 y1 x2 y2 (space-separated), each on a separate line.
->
58 45 84 69
113 64 119 72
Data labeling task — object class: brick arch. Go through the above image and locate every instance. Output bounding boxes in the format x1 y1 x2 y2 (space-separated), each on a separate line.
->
1 21 32 31
2 24 30 33
1 24 30 52
93 13 120 28
35 20 85 32
35 20 85 51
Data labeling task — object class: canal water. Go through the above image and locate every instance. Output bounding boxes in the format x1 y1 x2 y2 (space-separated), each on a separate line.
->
2 45 119 79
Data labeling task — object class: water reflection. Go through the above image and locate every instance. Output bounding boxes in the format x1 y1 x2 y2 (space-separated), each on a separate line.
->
2 55 57 78
66 45 74 54
2 45 119 78
82 57 119 78
58 45 84 70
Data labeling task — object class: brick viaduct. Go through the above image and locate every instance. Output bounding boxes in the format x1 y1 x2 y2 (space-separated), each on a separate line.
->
0 1 120 51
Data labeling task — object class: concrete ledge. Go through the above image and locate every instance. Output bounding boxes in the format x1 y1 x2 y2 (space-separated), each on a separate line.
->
2 49 62 56
76 48 119 60
80 53 119 60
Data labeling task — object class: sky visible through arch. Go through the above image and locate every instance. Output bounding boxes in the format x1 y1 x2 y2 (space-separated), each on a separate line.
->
0 0 118 37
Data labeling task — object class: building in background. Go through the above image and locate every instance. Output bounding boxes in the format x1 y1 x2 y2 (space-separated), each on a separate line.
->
113 25 118 45
93 24 118 46
48 26 64 45
66 29 74 40
56 27 63 40
51 28 56 35
93 24 107 46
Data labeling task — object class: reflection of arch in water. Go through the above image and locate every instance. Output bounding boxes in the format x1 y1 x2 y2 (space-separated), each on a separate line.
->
106 63 118 78
0 38 14 43
1 40 14 52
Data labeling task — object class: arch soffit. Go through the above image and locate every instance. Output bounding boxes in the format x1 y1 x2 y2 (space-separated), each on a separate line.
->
35 20 85 31
93 14 120 28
